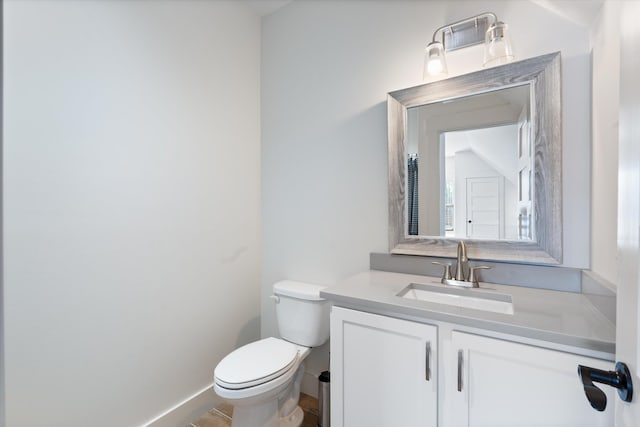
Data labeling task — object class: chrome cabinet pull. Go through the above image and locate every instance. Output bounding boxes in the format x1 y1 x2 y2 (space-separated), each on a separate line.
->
457 350 463 392
425 342 431 381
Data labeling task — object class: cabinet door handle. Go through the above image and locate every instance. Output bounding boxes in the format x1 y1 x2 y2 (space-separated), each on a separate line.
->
457 350 463 392
425 342 431 381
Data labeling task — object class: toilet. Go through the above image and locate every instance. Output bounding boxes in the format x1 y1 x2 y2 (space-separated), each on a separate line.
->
214 281 330 427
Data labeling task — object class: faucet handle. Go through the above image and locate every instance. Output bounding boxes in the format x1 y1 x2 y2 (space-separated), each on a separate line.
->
469 266 492 287
432 261 452 283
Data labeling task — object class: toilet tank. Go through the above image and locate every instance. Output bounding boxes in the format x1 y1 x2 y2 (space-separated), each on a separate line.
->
273 281 330 347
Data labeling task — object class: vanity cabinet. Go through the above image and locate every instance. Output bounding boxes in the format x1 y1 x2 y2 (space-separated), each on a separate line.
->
448 331 614 427
331 307 614 427
330 306 438 427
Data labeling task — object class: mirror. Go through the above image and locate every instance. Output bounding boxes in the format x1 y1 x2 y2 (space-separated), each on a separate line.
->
406 84 532 240
388 52 561 264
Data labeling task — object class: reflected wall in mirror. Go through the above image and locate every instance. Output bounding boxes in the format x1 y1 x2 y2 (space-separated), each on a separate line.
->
388 52 562 264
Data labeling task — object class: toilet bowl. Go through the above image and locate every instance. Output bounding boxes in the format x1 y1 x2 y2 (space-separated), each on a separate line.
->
214 281 330 427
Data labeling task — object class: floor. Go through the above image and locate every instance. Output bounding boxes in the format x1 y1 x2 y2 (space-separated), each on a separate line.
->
189 393 319 427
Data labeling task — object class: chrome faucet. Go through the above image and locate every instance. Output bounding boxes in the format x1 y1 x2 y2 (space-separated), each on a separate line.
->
432 241 491 288
454 241 468 281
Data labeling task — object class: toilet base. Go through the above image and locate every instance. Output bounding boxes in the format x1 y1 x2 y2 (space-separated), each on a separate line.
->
280 406 304 427
231 403 303 427
231 399 278 427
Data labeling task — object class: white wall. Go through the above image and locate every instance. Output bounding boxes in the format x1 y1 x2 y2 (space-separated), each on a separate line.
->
3 1 261 426
590 0 620 285
0 1 4 423
261 0 592 392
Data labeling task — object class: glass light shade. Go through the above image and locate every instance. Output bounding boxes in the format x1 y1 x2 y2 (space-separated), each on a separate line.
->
483 21 515 67
423 41 448 78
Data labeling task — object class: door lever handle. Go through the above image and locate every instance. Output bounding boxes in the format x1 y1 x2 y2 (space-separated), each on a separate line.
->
578 362 633 411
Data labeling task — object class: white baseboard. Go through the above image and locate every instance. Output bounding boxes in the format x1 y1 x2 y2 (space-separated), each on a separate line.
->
142 383 221 427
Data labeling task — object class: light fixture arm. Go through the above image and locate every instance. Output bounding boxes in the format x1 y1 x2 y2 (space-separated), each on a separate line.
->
430 12 498 43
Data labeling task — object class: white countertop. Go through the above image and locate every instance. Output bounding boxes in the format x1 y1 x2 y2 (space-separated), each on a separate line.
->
320 270 615 357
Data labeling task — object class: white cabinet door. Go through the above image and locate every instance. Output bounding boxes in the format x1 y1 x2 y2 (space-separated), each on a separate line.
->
449 331 615 427
331 307 438 427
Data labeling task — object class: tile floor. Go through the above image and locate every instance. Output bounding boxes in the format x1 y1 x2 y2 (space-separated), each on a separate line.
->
189 393 319 427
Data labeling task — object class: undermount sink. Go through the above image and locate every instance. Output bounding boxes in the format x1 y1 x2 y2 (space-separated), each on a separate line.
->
397 282 514 315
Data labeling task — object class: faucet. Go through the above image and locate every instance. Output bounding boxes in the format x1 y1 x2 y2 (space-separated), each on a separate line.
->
432 241 491 288
454 241 468 281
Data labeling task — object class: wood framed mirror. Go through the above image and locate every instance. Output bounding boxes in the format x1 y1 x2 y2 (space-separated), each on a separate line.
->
388 52 561 264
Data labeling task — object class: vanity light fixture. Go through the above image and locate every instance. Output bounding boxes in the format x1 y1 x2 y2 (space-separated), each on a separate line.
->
423 12 515 78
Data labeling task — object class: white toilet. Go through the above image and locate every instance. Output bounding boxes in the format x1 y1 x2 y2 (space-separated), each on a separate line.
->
214 281 330 427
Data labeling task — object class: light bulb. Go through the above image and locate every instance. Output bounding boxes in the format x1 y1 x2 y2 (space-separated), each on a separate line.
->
484 21 514 67
426 58 444 75
423 41 448 78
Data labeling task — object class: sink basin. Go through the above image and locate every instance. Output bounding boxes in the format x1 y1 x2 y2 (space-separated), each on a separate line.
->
397 283 514 315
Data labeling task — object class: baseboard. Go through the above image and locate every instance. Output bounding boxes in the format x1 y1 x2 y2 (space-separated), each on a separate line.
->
142 383 221 427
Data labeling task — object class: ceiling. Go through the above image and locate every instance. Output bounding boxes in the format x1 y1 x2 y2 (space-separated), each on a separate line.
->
242 0 605 26
529 0 605 27
243 0 293 17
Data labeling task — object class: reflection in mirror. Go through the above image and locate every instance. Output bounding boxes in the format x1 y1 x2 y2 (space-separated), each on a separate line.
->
405 85 533 241
387 52 562 264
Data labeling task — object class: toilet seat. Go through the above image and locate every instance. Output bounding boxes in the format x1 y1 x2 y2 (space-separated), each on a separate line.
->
215 337 299 390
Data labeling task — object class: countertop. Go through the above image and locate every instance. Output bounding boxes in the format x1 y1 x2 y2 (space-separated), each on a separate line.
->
320 270 616 357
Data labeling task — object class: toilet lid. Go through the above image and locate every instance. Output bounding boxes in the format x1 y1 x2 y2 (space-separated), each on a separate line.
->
214 337 299 389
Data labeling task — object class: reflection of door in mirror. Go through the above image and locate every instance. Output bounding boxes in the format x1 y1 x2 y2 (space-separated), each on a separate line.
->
406 84 533 241
466 176 503 239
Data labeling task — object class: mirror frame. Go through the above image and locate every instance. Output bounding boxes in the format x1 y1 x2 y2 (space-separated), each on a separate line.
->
388 52 562 264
